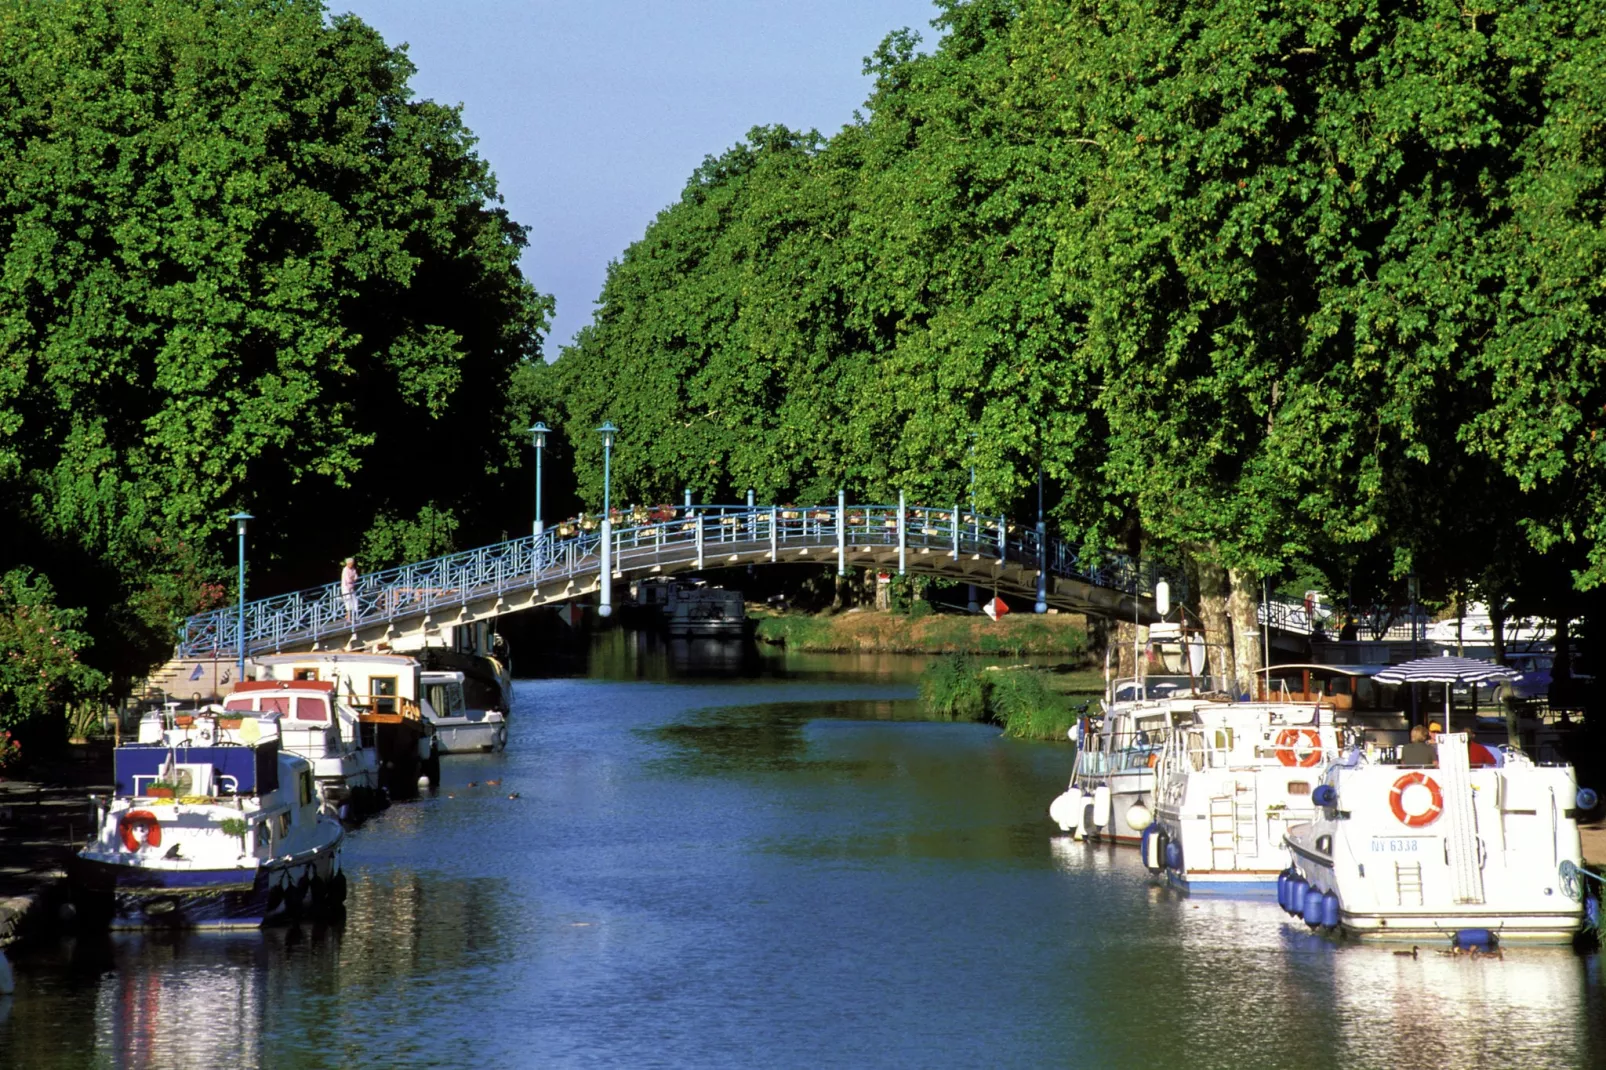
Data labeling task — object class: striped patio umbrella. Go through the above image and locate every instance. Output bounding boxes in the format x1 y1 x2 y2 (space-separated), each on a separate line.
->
1374 654 1522 728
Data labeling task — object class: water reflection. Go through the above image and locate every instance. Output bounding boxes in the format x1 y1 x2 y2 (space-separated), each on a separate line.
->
1 657 1601 1069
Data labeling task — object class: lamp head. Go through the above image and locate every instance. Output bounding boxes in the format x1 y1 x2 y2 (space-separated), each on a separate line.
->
598 421 618 449
529 421 549 449
228 511 254 534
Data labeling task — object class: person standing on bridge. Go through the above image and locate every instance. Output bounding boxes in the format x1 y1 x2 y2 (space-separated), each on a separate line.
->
342 557 359 621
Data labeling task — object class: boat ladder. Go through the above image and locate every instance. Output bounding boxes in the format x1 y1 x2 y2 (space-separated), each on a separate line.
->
1208 781 1259 869
1437 732 1486 905
1394 861 1425 907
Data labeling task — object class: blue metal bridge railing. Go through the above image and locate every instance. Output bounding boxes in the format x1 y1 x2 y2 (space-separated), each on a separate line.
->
178 501 1179 659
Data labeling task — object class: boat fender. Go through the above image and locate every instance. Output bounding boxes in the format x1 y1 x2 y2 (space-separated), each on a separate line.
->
1140 823 1163 871
1389 772 1444 828
1092 786 1112 829
1049 790 1080 831
310 875 326 906
1303 887 1324 928
1312 784 1338 808
267 882 284 914
1126 802 1152 833
1452 929 1497 951
1579 787 1600 812
1078 800 1096 838
1276 870 1289 911
1287 874 1308 917
333 871 349 904
1164 840 1182 872
118 810 163 852
1275 728 1323 768
1320 892 1340 930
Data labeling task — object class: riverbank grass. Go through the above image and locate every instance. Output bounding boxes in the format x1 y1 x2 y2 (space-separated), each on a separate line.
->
917 655 1095 741
754 611 1088 656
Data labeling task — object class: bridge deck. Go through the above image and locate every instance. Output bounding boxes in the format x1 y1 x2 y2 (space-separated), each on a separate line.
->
179 503 1176 659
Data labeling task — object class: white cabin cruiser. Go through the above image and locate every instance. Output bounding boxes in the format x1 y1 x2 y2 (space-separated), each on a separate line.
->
421 670 508 753
251 653 441 796
75 708 345 928
1147 701 1344 892
1049 676 1223 844
1280 731 1591 945
214 679 382 819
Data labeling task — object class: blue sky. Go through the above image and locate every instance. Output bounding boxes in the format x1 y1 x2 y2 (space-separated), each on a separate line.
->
335 1 941 354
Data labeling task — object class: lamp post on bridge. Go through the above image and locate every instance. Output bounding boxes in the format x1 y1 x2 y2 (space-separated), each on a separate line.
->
968 433 979 613
228 511 253 683
1035 465 1048 614
598 421 618 618
529 421 549 538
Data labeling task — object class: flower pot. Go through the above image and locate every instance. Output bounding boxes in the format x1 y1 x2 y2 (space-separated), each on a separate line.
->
175 715 194 728
147 786 175 799
217 717 243 730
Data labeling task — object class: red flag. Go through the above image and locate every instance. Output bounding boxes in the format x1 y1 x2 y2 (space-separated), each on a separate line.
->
983 596 1010 621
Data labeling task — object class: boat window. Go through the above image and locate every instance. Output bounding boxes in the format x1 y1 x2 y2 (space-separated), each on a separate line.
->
300 771 314 807
1287 781 1311 795
371 676 398 715
294 697 329 722
293 668 318 681
257 696 291 717
224 697 254 712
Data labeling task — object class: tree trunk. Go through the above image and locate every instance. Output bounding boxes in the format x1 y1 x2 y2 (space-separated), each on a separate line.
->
1226 567 1263 698
1192 553 1233 692
1489 599 1508 666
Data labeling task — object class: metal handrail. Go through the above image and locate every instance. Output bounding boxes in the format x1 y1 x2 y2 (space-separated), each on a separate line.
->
179 501 1184 658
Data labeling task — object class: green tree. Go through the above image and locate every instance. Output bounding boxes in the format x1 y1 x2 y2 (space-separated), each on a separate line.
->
0 0 550 682
0 568 107 731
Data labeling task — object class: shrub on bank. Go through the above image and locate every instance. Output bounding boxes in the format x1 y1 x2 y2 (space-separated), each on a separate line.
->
919 654 987 721
755 611 1088 656
915 659 1087 741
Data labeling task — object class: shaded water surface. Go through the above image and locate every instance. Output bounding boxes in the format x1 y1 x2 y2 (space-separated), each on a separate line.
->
2 642 1601 1068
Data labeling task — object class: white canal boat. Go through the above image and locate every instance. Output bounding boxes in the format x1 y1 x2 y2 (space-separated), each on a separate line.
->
421 670 508 753
75 708 346 928
1147 700 1344 892
1049 677 1221 845
1279 731 1592 945
212 679 382 819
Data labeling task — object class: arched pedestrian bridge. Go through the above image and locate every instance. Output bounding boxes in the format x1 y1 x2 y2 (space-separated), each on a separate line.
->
177 501 1179 659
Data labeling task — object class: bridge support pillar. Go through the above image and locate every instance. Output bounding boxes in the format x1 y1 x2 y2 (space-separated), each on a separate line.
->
599 518 613 618
951 502 959 559
695 512 704 570
770 506 778 561
897 491 907 575
836 489 846 576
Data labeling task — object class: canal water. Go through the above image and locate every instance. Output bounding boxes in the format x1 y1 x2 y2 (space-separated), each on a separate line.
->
2 636 1602 1068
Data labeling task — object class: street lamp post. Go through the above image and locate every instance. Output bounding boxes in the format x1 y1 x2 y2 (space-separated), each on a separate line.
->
529 422 549 538
1035 465 1048 614
228 512 253 682
968 434 979 613
598 422 618 618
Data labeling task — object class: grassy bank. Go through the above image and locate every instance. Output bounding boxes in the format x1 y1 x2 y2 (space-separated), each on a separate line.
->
917 655 1100 742
754 610 1088 657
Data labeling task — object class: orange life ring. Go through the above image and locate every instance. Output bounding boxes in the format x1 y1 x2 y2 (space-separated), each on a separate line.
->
118 810 163 852
1389 772 1444 828
1274 727 1323 768
1147 752 1159 769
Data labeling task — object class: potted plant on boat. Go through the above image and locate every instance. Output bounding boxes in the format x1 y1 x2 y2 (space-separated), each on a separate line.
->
219 817 250 851
216 714 243 730
146 780 177 799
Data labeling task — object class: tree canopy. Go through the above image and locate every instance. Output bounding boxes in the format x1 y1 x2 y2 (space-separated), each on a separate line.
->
0 0 550 692
541 0 1606 660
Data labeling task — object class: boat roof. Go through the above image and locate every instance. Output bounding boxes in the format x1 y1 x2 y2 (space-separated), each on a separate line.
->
1258 664 1390 678
233 679 335 693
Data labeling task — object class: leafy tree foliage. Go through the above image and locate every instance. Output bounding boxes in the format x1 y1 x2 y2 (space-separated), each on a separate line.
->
0 0 550 685
0 568 106 731
541 0 1606 682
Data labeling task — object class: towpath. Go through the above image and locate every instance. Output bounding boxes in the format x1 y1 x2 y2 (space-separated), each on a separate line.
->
0 750 110 946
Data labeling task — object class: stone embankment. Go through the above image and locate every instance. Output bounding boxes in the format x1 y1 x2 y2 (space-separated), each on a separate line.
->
0 748 111 948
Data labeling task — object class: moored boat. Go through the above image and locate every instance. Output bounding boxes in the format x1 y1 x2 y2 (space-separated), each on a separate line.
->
421 670 508 753
1149 700 1343 892
251 653 441 796
214 679 383 819
1049 676 1220 844
1280 731 1591 945
74 707 345 929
